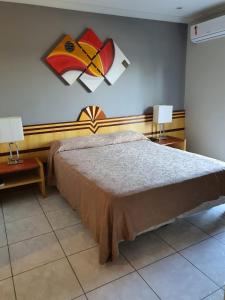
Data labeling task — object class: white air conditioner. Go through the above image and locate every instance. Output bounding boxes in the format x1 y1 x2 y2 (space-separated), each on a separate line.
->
191 15 225 43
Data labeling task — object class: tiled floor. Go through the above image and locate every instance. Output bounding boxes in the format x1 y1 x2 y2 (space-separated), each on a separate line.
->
0 187 225 300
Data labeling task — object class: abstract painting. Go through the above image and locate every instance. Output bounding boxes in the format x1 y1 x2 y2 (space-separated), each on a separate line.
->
45 28 130 92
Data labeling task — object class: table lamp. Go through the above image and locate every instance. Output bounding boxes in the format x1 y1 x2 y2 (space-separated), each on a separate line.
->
0 117 24 164
153 105 173 140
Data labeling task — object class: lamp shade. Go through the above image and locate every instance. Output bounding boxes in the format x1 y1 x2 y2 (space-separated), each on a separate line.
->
0 117 24 143
153 105 173 124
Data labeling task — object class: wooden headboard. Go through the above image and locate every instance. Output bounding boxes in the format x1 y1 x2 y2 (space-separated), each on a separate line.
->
0 106 185 163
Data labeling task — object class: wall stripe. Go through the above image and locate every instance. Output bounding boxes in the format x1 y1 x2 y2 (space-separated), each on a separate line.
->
0 106 185 163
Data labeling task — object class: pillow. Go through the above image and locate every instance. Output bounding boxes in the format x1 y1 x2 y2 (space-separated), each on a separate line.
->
54 130 147 153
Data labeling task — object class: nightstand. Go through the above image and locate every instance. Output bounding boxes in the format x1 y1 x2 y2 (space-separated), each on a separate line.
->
0 158 46 197
149 136 186 151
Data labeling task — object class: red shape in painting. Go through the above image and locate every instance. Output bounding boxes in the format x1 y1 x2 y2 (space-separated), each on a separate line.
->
98 39 115 75
46 55 87 75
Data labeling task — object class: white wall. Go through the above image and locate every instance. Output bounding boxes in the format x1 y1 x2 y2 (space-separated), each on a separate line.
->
185 33 225 161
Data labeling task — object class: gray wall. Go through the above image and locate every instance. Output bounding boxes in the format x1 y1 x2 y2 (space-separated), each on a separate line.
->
0 2 187 125
185 32 225 161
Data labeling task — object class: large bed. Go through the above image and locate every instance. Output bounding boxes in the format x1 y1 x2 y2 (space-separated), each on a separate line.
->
48 131 225 263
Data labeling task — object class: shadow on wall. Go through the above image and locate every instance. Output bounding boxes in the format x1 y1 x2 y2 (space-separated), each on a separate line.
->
143 107 153 114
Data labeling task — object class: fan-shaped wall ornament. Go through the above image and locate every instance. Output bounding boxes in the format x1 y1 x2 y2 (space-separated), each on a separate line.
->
45 28 130 92
78 106 106 122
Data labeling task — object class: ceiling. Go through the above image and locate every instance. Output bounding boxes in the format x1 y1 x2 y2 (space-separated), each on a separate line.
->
2 0 225 23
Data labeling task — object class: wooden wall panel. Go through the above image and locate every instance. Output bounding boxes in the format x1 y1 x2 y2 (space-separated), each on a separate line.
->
0 106 185 163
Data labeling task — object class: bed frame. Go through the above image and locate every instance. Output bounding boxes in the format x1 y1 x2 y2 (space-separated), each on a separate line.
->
0 106 185 163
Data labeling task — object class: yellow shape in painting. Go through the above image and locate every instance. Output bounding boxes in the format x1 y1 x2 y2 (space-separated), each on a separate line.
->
47 35 91 67
87 63 103 77
79 42 98 58
91 54 104 75
79 42 104 75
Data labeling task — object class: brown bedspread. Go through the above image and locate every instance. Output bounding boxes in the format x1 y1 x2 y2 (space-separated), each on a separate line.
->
48 131 225 263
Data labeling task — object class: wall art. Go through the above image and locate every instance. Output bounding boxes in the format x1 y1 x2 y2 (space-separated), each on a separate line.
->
45 29 130 92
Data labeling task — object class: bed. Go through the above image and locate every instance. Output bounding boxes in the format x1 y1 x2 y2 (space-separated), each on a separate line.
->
48 130 225 263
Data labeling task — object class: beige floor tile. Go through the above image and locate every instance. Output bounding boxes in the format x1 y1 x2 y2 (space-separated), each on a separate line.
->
204 289 225 300
156 219 209 250
181 238 225 286
14 258 83 300
214 231 225 245
74 296 87 300
0 246 11 280
186 208 225 236
3 192 42 223
86 272 159 300
120 232 175 269
55 223 97 256
68 246 134 292
6 213 52 244
139 253 217 300
10 232 64 275
38 190 70 213
0 223 7 247
0 278 16 300
46 208 81 230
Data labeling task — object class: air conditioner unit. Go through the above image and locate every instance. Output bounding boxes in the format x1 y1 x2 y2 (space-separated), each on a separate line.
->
191 15 225 43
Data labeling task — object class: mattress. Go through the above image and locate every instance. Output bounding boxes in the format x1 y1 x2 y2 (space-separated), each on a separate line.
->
48 131 225 263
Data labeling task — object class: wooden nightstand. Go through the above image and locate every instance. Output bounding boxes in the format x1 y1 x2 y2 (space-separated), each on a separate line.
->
0 158 46 197
149 136 186 151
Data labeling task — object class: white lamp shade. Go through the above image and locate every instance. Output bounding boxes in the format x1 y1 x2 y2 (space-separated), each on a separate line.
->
0 117 24 143
153 105 173 124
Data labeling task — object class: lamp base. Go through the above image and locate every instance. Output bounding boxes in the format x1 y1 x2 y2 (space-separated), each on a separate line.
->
158 135 168 140
8 143 23 165
154 135 168 142
8 158 23 165
0 178 5 188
